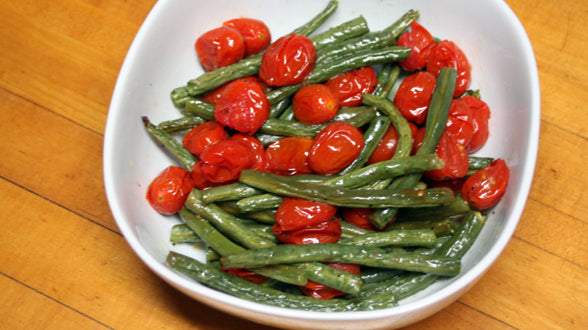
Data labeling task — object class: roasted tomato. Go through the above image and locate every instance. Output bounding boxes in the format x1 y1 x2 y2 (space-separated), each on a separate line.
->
230 133 268 172
190 161 223 190
195 26 245 72
199 140 254 182
223 18 271 56
202 76 260 105
446 100 476 148
214 77 270 134
414 129 469 181
220 267 268 284
259 33 316 86
341 208 377 231
182 121 228 158
265 137 315 175
461 158 509 210
324 67 378 107
273 218 342 245
393 71 437 125
275 197 338 231
146 166 194 215
367 121 418 164
292 84 340 125
298 263 360 299
397 21 436 71
308 122 365 175
427 40 471 98
460 96 491 153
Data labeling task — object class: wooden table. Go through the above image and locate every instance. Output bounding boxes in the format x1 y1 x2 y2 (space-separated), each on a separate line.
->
1 0 586 329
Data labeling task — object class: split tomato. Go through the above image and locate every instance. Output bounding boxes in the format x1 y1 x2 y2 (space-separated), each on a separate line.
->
259 33 316 86
308 122 365 175
190 161 223 190
461 158 509 210
427 40 471 98
146 166 194 215
230 133 268 172
397 21 436 71
182 121 227 158
292 84 340 125
199 140 254 183
195 26 244 72
324 66 377 107
393 71 437 125
265 137 315 176
223 18 271 56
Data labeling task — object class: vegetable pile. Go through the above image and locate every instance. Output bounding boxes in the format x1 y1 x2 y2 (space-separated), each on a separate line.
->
143 0 510 311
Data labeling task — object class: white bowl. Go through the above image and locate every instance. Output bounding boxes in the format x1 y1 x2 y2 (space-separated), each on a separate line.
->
103 0 540 328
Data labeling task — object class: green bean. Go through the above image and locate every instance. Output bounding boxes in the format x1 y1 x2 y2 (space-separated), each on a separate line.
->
386 218 456 237
170 223 200 244
142 116 197 170
360 268 403 285
298 263 364 294
184 98 215 120
396 196 470 221
292 0 339 36
309 16 370 50
338 229 437 248
168 252 398 311
268 97 292 119
369 67 457 229
468 156 494 175
220 243 461 276
200 183 263 204
338 116 391 174
340 221 371 238
237 193 282 213
170 86 191 108
373 64 401 98
156 114 206 133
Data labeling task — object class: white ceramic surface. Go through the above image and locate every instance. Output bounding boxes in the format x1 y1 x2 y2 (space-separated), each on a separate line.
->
103 0 540 329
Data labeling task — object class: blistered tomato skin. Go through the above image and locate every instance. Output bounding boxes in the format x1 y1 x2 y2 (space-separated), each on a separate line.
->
223 18 271 56
275 197 338 231
397 21 436 72
427 40 471 98
292 84 340 125
199 140 254 183
461 159 510 210
195 26 245 72
265 137 315 176
259 34 316 87
460 96 491 153
272 219 342 245
214 77 270 134
146 166 195 215
394 71 437 125
230 133 268 172
309 122 365 175
421 130 470 181
190 161 223 190
182 121 228 158
324 67 378 107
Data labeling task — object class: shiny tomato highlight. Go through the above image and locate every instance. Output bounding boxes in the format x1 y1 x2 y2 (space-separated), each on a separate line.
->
182 121 228 158
292 84 340 125
397 21 436 71
223 18 271 56
461 158 509 210
230 133 268 172
275 197 338 232
309 122 365 175
199 140 254 182
265 137 314 175
146 166 194 215
324 66 377 107
427 40 471 98
259 33 316 86
272 219 342 245
393 71 437 125
195 26 245 72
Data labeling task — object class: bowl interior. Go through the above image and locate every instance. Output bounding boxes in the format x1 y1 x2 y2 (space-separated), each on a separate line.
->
103 0 539 328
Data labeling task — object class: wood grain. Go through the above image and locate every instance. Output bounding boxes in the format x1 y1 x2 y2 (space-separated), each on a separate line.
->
1 0 586 329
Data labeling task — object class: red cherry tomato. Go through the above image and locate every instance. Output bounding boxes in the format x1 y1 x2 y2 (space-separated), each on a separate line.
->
427 40 471 98
230 133 268 172
199 140 254 182
397 21 436 72
275 197 338 232
367 121 418 164
324 67 378 107
394 71 437 125
414 129 469 181
272 219 342 245
460 96 491 153
265 137 314 176
461 159 509 210
446 100 476 148
190 161 223 190
292 84 340 125
195 26 245 72
259 33 316 87
214 77 270 134
341 208 377 231
182 121 228 158
146 166 194 215
298 263 360 299
202 76 260 105
220 267 268 284
424 177 466 195
308 122 365 175
223 18 271 56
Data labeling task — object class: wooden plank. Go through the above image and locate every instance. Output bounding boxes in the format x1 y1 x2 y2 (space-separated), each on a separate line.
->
406 301 513 329
0 179 275 330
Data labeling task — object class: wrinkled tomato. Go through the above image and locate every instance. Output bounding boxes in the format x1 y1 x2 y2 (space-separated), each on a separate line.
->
446 100 476 148
214 77 270 134
397 21 436 72
273 218 342 245
308 122 365 175
259 33 316 86
421 130 469 181
298 263 360 299
292 84 340 125
146 166 194 215
199 140 254 182
461 158 509 210
275 197 338 232
341 207 377 231
230 133 268 172
265 137 314 175
223 18 271 56
460 96 491 153
427 40 471 98
367 121 418 164
202 76 260 105
182 121 228 158
394 71 437 125
220 267 268 284
190 161 223 190
195 26 245 72
324 66 378 107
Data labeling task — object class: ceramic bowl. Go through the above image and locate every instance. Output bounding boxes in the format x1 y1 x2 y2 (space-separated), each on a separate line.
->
104 0 540 328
